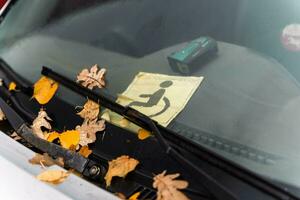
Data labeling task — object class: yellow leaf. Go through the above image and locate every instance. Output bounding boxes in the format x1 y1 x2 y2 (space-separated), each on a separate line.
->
37 170 69 184
47 131 60 142
78 146 92 158
59 130 80 149
137 128 151 140
129 192 141 200
104 155 139 187
33 76 58 105
8 82 17 91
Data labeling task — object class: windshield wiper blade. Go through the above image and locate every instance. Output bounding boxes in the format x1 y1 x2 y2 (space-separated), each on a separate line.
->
0 96 89 173
42 66 239 200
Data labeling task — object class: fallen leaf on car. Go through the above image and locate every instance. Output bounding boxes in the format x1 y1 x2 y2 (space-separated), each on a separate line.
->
10 132 21 141
76 119 105 146
29 153 64 167
0 108 6 121
33 76 58 104
115 193 126 199
31 109 52 139
8 82 17 91
59 130 80 149
153 171 189 200
37 170 69 184
104 155 139 187
77 99 99 120
77 64 106 90
137 128 151 140
46 131 60 142
78 146 92 158
129 192 141 200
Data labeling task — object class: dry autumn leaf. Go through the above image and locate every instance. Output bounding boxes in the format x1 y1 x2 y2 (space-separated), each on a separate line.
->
104 155 139 187
77 64 106 90
37 170 69 184
153 171 189 200
129 192 141 200
137 128 151 140
78 146 92 158
31 109 52 139
8 82 17 91
0 108 6 121
47 131 60 142
33 76 58 104
115 193 126 200
77 99 99 120
11 132 21 141
59 130 80 149
76 119 105 146
29 153 64 167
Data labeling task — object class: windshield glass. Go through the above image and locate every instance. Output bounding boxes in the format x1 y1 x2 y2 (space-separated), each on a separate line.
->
2 0 300 189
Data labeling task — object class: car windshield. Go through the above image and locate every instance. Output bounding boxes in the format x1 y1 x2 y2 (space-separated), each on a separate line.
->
1 0 300 190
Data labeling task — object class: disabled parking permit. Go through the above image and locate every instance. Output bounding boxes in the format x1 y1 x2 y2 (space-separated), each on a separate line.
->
117 72 204 127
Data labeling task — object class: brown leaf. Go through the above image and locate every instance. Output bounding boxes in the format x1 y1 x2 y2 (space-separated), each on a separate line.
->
11 132 21 141
78 146 92 158
77 100 99 120
77 64 106 90
31 109 52 139
76 119 105 146
153 171 189 200
37 170 69 184
29 153 64 167
137 128 151 140
104 155 139 187
115 193 126 200
32 76 58 105
0 108 6 121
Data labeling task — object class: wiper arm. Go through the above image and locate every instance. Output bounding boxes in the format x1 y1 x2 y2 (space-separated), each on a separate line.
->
0 81 210 199
42 66 238 200
0 95 89 173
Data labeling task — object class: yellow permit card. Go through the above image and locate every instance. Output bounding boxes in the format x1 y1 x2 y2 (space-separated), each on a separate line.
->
117 72 204 127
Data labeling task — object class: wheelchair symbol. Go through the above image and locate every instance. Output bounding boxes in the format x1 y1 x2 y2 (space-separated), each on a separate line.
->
128 81 173 117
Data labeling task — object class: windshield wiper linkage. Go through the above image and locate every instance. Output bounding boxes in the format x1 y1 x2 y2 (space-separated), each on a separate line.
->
41 66 238 200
